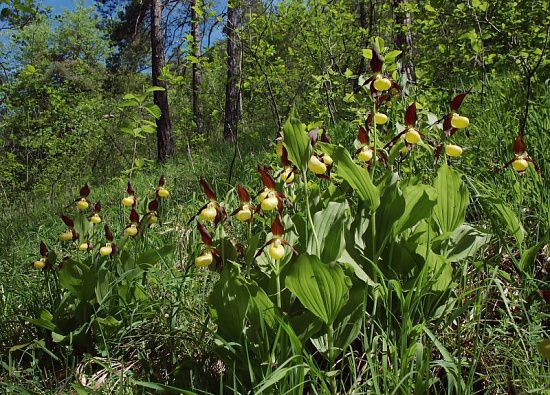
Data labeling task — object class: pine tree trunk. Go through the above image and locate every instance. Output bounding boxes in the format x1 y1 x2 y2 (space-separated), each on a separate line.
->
191 0 203 135
151 0 174 161
393 0 416 83
223 0 241 141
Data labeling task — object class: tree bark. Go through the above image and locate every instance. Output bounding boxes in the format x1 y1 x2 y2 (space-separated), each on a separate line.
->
190 0 203 135
223 0 241 141
151 0 174 162
392 0 416 83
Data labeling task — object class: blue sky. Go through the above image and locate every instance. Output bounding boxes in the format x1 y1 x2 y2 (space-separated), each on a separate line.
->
41 0 92 13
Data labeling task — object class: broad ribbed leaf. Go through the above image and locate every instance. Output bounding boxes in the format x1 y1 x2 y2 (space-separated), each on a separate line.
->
394 184 438 234
286 254 349 324
433 165 469 234
443 225 491 262
331 146 380 211
310 201 348 262
208 268 249 340
282 108 311 171
59 260 97 301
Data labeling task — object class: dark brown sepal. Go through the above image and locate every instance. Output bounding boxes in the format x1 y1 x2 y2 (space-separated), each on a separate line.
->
40 241 48 257
130 208 140 224
271 215 284 237
79 183 90 198
450 92 469 112
104 224 114 242
61 215 74 228
199 177 217 201
370 46 384 73
214 205 227 226
404 102 417 127
513 135 526 155
237 185 250 203
197 223 213 246
148 199 159 212
257 166 277 190
358 125 370 145
281 147 290 167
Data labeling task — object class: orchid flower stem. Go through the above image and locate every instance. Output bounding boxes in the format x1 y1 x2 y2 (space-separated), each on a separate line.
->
327 323 336 392
303 170 320 257
273 257 281 309
247 221 252 278
371 101 378 283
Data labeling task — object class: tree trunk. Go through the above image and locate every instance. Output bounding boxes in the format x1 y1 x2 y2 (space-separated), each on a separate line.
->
392 0 416 83
190 0 203 135
223 0 241 141
151 0 174 162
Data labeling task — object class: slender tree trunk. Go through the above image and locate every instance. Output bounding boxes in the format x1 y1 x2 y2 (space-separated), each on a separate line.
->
392 0 416 83
223 0 241 141
190 0 203 134
151 0 174 162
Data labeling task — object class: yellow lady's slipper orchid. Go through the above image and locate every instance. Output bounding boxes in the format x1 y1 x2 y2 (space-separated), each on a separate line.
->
374 112 388 125
445 144 463 157
281 168 295 184
195 251 213 267
90 213 101 224
261 194 279 211
404 129 421 144
122 196 135 207
235 207 253 222
124 224 138 237
76 198 89 210
269 239 285 260
373 76 391 91
276 141 284 157
512 158 529 172
322 155 333 165
358 147 373 162
199 205 217 221
59 231 73 242
157 187 170 198
78 242 89 251
100 244 112 256
308 155 327 175
34 258 46 269
450 114 469 129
